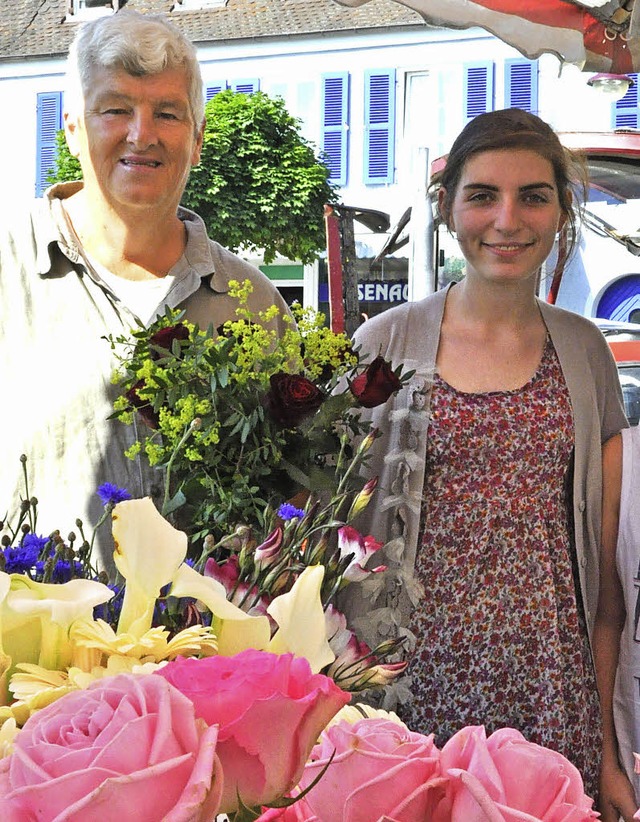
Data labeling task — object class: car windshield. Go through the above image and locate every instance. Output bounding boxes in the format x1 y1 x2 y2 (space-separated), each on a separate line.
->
584 156 640 245
619 364 640 426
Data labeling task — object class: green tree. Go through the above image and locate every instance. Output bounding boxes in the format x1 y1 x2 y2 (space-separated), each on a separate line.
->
48 130 82 184
48 90 337 264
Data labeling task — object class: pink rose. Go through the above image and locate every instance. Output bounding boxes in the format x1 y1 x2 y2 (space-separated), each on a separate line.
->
290 717 446 821
0 673 222 822
437 726 598 821
155 650 350 813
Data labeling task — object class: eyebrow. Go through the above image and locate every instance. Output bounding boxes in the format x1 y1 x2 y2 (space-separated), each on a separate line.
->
462 182 556 193
95 92 186 110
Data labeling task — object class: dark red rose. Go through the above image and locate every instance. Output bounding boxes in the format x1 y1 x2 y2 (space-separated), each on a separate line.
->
125 380 160 429
349 356 402 408
149 323 189 358
264 373 325 427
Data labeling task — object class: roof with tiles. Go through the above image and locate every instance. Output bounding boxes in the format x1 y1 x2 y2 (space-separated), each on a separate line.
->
0 0 425 60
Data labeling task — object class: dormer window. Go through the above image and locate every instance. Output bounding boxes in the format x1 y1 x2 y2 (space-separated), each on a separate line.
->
173 0 229 10
68 0 124 19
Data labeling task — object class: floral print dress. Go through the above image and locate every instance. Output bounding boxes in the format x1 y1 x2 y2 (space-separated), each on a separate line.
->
404 338 601 796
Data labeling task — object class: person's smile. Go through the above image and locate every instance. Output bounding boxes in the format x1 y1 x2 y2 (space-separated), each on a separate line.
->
441 148 565 288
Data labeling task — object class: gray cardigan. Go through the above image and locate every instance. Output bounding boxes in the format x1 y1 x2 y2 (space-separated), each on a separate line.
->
343 287 628 667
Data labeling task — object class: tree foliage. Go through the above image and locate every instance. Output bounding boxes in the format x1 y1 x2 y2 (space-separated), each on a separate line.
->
48 90 337 264
48 131 82 185
187 90 337 264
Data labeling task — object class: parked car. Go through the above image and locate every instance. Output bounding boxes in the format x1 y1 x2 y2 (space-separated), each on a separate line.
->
594 319 640 426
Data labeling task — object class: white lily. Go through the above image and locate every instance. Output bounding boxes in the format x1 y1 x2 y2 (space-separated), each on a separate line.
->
2 575 113 673
169 563 271 656
267 565 335 673
112 497 187 637
0 573 12 705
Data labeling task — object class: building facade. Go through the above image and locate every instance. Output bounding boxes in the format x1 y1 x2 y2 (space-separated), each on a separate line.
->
1 0 638 316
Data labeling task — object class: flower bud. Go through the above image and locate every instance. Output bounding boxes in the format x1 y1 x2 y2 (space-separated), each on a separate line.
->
254 527 283 571
347 477 378 520
356 427 379 456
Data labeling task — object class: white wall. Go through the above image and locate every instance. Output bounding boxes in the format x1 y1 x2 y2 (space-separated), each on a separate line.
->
0 58 65 212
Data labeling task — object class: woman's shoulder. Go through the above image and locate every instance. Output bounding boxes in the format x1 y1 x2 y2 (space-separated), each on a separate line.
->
538 301 613 347
538 300 598 330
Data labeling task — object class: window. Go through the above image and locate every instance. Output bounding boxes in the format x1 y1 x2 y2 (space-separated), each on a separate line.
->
205 80 260 101
464 62 494 122
364 69 396 185
613 74 639 129
68 0 120 18
505 59 538 114
321 72 350 186
174 0 228 9
36 92 63 197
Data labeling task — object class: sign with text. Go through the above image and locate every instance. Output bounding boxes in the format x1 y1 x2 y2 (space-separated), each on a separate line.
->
319 280 408 304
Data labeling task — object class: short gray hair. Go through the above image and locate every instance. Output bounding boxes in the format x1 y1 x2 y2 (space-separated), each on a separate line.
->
65 9 205 129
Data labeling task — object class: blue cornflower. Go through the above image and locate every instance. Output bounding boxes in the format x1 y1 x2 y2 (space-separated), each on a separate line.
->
22 533 50 553
277 502 306 521
50 559 85 584
97 483 132 506
2 534 51 575
3 545 37 575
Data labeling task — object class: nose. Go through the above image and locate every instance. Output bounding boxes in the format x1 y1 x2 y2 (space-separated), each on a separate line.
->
493 197 521 234
127 108 158 150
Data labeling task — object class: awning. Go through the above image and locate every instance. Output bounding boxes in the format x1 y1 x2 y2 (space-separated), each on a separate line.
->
333 0 640 73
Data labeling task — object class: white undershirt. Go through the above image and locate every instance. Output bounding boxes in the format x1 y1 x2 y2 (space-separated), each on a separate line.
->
88 257 184 326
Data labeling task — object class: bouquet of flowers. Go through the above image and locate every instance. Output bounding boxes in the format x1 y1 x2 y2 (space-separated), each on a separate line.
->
0 286 606 820
108 279 405 549
0 649 600 822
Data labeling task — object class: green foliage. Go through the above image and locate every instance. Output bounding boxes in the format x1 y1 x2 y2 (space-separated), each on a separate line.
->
47 90 337 264
186 90 337 264
46 130 82 185
108 280 372 546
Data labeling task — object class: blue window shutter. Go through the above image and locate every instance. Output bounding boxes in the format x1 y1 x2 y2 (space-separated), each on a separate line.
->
613 74 639 129
464 62 494 121
206 83 227 101
321 72 350 186
231 79 259 95
505 59 538 114
36 91 63 197
364 69 396 185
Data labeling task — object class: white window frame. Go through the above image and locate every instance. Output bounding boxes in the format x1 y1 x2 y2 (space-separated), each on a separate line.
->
173 0 229 10
68 0 120 20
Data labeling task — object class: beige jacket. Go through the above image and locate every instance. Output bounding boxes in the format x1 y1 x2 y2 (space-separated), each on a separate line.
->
0 183 290 569
343 286 628 661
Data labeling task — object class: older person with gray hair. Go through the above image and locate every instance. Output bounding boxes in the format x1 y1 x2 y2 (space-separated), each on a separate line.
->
0 10 290 567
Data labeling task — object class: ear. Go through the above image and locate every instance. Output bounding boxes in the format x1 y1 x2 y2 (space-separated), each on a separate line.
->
63 110 81 158
438 186 454 231
191 118 205 166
